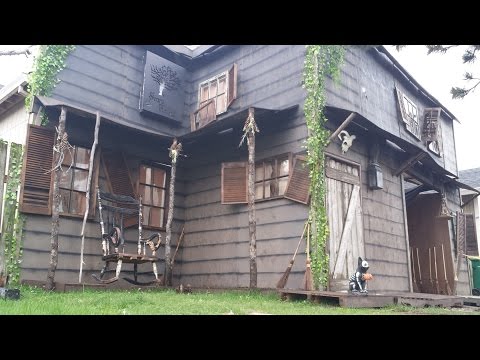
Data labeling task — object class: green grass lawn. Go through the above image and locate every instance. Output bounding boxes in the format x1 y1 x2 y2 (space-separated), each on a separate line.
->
0 286 477 315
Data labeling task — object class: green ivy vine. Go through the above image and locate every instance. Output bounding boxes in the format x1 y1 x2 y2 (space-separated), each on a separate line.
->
1 143 25 286
25 45 75 125
303 45 345 289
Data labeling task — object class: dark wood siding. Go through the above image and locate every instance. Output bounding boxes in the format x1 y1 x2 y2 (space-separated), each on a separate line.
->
51 45 183 138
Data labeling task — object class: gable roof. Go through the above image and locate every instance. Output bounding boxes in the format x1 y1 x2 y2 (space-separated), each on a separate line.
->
459 168 480 189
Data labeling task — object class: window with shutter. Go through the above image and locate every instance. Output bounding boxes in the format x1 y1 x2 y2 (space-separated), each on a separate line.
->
20 125 55 215
284 155 310 204
191 63 238 131
221 162 248 204
395 87 421 140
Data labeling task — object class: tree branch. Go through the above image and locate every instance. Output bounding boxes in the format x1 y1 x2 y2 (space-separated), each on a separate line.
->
0 46 33 56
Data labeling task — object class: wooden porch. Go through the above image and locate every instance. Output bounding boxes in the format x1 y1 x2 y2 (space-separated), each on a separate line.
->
278 289 464 308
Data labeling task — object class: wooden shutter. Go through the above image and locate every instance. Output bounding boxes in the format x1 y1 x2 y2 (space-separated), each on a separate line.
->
466 214 478 256
221 162 247 204
423 107 441 142
102 149 137 227
395 87 408 124
227 63 238 108
20 125 55 215
284 155 310 204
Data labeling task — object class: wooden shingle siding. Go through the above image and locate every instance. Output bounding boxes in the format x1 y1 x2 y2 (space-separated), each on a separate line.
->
20 125 55 215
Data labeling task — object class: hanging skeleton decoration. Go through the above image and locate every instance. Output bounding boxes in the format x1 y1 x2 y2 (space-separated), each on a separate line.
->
45 126 75 174
239 111 259 147
168 138 184 164
338 130 356 154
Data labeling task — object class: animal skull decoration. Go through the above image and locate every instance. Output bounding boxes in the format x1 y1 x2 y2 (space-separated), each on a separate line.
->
338 130 356 154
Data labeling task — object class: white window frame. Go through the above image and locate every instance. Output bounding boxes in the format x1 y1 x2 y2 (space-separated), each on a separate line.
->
198 71 228 116
427 120 442 156
401 93 421 139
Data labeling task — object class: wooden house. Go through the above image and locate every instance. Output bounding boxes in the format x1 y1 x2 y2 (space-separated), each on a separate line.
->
11 45 478 294
458 168 480 257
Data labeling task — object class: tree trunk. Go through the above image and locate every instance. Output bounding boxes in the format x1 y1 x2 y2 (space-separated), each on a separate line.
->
79 111 101 283
46 106 67 291
165 139 181 286
247 108 257 289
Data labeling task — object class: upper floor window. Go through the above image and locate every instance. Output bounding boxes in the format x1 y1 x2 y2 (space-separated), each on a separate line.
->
191 63 238 131
138 164 168 229
395 87 421 140
59 146 90 216
423 107 443 157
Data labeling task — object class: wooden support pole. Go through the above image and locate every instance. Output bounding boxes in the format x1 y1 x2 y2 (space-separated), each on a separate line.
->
78 111 101 283
393 151 426 176
46 106 67 291
328 112 356 142
247 107 257 288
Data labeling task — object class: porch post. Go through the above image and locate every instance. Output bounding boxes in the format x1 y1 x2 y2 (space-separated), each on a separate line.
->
246 107 258 288
78 111 101 283
46 106 67 291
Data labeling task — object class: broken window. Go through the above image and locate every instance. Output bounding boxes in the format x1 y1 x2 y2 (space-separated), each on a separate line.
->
423 107 442 157
395 87 421 140
191 63 238 131
255 154 291 200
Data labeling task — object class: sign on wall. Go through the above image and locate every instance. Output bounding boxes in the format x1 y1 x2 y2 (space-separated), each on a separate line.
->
140 51 186 122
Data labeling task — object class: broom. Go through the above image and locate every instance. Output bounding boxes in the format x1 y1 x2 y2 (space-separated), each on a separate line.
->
303 222 314 291
276 222 308 289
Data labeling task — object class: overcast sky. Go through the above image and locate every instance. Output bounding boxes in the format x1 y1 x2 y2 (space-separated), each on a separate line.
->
0 45 477 171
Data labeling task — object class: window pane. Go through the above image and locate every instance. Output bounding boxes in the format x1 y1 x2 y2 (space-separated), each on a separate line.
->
141 185 152 205
269 180 279 197
216 93 226 114
150 207 163 228
279 158 290 176
73 169 88 192
70 191 86 215
210 81 217 99
152 188 165 206
153 168 165 188
62 148 73 166
218 76 226 94
255 183 263 199
59 189 70 213
264 161 275 180
60 171 72 190
139 165 147 184
278 177 288 196
143 206 150 225
255 164 264 182
264 180 272 198
145 167 152 185
200 84 209 102
75 147 90 169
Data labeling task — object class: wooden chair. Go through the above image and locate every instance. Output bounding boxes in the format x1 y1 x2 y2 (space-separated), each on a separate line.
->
91 187 163 285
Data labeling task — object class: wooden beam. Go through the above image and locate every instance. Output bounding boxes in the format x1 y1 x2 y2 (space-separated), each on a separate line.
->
46 106 67 291
328 112 356 142
394 151 426 177
247 107 258 289
79 111 101 283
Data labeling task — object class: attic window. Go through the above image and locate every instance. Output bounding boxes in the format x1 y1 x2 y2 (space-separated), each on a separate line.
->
395 87 421 140
423 107 442 157
191 63 238 131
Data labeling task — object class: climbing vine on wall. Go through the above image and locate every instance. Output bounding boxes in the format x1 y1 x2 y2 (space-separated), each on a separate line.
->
25 45 75 125
303 45 345 289
1 143 25 286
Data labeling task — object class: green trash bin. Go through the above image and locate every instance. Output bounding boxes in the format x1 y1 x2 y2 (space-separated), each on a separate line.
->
470 258 480 290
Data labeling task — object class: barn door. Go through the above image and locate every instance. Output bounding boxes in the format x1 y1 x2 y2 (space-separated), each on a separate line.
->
325 156 364 291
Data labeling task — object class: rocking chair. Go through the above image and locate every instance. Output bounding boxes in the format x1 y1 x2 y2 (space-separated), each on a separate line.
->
91 187 163 285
